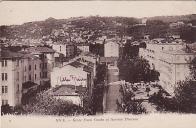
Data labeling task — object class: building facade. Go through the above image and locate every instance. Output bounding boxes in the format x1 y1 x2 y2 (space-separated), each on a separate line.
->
1 47 55 107
51 65 89 88
1 51 24 106
139 39 196 94
77 44 89 53
104 40 119 57
52 43 75 58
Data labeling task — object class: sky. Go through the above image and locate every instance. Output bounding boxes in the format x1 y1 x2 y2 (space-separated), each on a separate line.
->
0 1 196 25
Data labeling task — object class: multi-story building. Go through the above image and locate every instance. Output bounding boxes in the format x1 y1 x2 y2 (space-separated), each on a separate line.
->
139 39 196 94
24 47 55 86
158 49 195 93
139 39 184 69
52 43 75 58
104 39 120 57
1 50 42 106
76 43 89 53
51 53 97 98
1 50 24 106
1 46 55 107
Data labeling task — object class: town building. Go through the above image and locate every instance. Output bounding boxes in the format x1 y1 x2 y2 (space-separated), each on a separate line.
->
49 85 86 106
1 46 55 107
139 39 196 94
76 43 89 53
104 39 120 57
52 43 75 58
23 47 55 86
169 21 185 29
51 52 97 98
51 64 89 88
1 50 24 106
1 50 42 106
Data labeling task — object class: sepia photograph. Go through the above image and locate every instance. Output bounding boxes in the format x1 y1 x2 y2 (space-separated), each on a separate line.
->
0 1 196 128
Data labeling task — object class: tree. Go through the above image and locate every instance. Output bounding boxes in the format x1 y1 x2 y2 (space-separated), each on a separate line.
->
149 90 178 112
123 42 139 59
180 26 196 43
1 104 13 115
23 92 85 115
128 57 151 82
190 57 196 80
118 57 159 83
149 80 196 113
91 64 106 113
174 80 196 113
117 86 146 114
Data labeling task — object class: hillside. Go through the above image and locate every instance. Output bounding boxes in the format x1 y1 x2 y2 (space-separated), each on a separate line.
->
0 14 196 43
147 14 196 24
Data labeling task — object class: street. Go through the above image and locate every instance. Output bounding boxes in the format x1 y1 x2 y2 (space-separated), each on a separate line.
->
104 64 122 113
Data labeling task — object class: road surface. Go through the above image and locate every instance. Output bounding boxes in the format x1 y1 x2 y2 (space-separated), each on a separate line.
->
103 65 122 113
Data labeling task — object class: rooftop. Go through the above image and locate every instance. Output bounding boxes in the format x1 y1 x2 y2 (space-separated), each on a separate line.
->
162 48 196 55
51 85 86 96
1 50 24 59
100 57 118 63
25 46 55 54
22 81 38 89
80 52 97 58
69 61 84 68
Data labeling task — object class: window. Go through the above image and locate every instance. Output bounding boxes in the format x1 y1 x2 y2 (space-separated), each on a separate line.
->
2 86 4 93
1 73 7 81
29 65 31 71
2 86 8 93
2 60 4 67
42 63 44 69
5 73 7 81
24 76 26 82
25 66 26 72
2 60 7 67
40 72 42 78
35 74 37 80
16 60 19 66
45 72 47 78
40 63 41 69
35 64 36 70
17 84 19 92
2 73 4 81
29 74 31 81
17 72 19 81
2 100 8 105
44 63 47 69
43 72 47 78
5 86 8 93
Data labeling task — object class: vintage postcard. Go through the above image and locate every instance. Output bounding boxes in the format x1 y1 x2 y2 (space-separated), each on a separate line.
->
0 1 196 128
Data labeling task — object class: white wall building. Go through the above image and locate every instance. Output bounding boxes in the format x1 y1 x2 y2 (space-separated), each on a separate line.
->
139 39 196 94
1 51 24 106
51 65 88 88
77 44 89 53
52 43 75 57
1 47 55 107
104 40 119 57
50 85 85 106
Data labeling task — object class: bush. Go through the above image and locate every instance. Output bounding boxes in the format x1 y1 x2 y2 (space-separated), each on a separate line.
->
117 86 146 114
1 104 13 115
